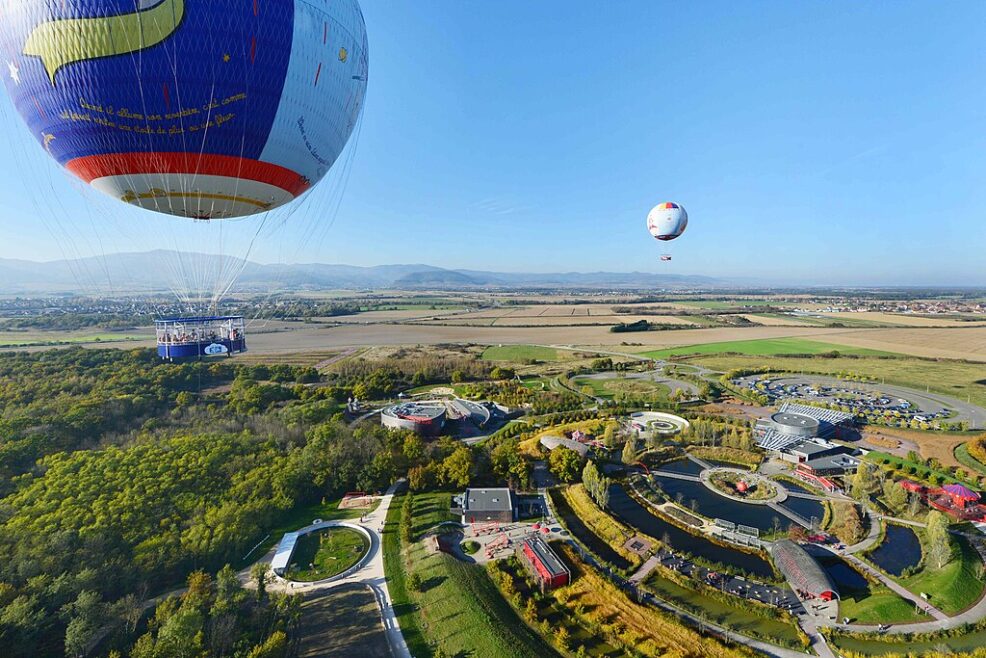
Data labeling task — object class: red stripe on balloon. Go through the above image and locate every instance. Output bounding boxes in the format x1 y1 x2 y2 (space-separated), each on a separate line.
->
250 37 257 64
65 153 310 197
314 62 322 86
162 83 171 110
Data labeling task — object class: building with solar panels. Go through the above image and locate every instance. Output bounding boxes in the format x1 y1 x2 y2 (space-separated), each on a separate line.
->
755 403 859 475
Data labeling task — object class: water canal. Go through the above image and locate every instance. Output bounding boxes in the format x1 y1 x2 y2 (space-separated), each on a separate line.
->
607 484 774 578
867 524 922 576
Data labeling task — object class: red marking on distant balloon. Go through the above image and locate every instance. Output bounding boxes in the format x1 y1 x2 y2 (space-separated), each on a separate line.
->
162 83 171 110
250 37 257 64
314 62 322 86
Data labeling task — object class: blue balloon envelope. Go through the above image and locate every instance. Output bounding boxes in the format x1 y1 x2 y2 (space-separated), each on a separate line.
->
0 0 368 218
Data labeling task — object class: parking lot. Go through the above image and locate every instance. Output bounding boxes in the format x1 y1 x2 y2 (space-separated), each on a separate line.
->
732 374 986 429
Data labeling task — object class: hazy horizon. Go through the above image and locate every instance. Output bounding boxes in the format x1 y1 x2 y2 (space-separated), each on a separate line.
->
2 2 985 287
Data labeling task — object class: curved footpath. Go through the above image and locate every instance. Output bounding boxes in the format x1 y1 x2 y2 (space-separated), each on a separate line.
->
242 481 410 658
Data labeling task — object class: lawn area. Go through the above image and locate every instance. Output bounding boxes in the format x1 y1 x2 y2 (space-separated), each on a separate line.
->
865 451 977 488
381 491 430 657
285 527 368 582
685 353 986 412
954 442 986 477
898 534 985 615
831 627 986 656
644 570 805 648
408 491 454 540
297 586 391 658
570 375 671 400
838 586 924 624
640 338 896 359
237 495 377 569
407 546 557 658
482 344 561 362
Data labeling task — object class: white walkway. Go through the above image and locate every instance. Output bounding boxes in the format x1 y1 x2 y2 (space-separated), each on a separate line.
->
244 481 410 658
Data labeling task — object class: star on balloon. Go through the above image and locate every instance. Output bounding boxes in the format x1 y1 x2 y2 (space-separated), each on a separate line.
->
8 61 20 84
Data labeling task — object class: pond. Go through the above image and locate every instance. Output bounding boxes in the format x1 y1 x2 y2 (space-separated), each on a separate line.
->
550 490 633 571
811 550 869 592
774 479 814 495
651 473 793 533
607 485 774 578
654 457 705 476
867 524 922 576
779 497 825 527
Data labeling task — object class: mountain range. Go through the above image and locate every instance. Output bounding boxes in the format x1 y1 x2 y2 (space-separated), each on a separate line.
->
0 251 724 294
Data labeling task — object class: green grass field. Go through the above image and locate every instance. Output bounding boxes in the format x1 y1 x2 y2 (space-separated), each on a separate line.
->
838 586 924 624
640 338 896 359
286 527 368 582
898 534 984 615
571 375 671 400
396 492 556 657
683 353 986 412
238 495 377 569
381 491 431 657
482 344 561 362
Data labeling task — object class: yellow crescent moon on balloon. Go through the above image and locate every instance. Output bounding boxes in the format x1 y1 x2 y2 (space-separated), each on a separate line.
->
23 0 185 85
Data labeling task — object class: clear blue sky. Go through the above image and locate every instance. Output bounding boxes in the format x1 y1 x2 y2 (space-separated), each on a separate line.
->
1 1 985 285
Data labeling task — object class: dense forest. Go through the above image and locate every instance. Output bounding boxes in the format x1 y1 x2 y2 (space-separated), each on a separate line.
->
0 348 454 656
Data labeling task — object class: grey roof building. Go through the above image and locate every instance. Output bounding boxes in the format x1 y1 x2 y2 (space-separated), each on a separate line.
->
452 487 516 524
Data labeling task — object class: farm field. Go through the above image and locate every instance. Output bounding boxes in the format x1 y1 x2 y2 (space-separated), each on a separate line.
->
640 337 896 358
686 353 986 414
482 344 563 362
739 313 819 327
0 330 149 346
824 312 986 328
297 586 391 658
799 327 986 361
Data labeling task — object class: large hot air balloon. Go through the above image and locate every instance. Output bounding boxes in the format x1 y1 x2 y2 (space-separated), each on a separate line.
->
647 202 687 261
0 0 368 220
647 202 688 241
